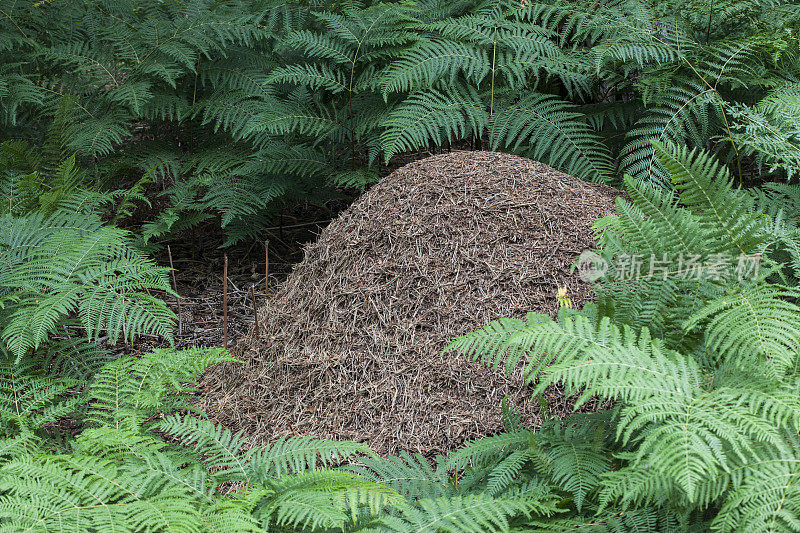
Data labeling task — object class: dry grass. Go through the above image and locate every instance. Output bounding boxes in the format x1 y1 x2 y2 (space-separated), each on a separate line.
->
200 151 619 455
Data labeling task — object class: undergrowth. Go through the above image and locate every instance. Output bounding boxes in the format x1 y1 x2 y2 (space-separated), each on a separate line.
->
1 0 799 530
1 0 797 243
1 141 799 531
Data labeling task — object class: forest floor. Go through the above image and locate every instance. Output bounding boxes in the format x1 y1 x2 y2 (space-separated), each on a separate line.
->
125 206 335 356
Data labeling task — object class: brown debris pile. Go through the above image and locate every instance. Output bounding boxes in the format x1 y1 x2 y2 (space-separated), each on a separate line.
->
200 151 620 455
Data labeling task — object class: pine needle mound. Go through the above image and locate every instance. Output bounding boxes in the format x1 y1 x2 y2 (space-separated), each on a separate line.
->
201 151 620 455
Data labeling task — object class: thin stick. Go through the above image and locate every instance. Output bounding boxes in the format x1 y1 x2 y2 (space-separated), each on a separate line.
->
167 245 182 335
223 254 229 349
264 240 269 294
250 285 260 338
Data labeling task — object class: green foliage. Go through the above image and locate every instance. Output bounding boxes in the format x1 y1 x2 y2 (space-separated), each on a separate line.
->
448 142 800 530
724 82 800 179
376 5 616 181
0 209 175 361
0 119 175 362
1 1 800 530
0 347 568 532
0 348 388 531
3 0 797 244
1 0 294 245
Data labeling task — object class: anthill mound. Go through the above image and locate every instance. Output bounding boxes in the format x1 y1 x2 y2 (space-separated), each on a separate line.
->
201 151 620 455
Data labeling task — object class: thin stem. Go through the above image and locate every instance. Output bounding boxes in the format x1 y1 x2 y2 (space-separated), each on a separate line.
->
167 245 182 335
223 254 228 349
250 285 260 337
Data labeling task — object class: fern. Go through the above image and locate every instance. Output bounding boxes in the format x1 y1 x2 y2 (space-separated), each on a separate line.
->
684 284 800 376
656 141 766 255
380 86 488 161
0 348 399 532
723 83 800 180
712 436 800 533
489 93 614 181
384 494 540 533
87 348 234 428
3 0 799 243
0 210 176 360
449 142 800 526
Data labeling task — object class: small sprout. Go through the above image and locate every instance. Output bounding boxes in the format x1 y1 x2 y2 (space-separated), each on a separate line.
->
557 287 572 309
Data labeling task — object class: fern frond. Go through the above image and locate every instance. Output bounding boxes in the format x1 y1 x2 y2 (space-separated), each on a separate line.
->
0 454 203 531
348 451 453 500
157 414 252 483
380 86 488 162
0 360 80 440
250 435 377 480
621 79 721 183
489 93 614 181
264 470 403 531
713 445 800 533
535 420 611 511
87 348 234 428
378 40 490 95
446 312 552 376
388 494 536 533
0 211 176 359
684 284 800 376
445 431 532 471
653 141 766 255
723 83 800 179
